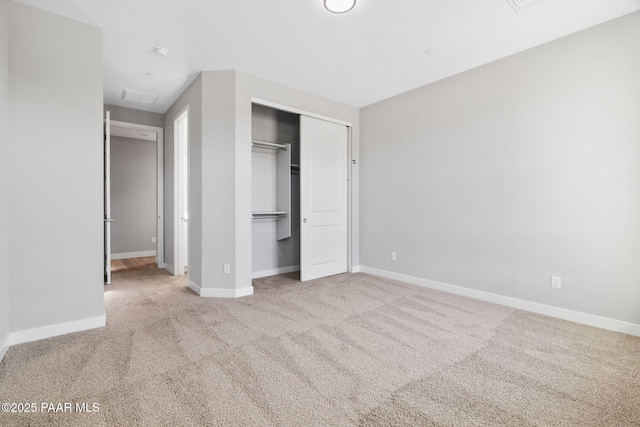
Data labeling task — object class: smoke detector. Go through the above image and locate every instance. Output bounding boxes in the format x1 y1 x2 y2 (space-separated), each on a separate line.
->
506 0 544 13
154 46 169 57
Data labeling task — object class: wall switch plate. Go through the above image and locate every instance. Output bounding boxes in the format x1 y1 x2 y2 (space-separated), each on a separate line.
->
152 237 156 243
391 252 397 261
551 276 561 290
223 264 231 274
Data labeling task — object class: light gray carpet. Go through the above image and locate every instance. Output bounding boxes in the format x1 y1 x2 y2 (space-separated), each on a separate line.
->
0 269 639 426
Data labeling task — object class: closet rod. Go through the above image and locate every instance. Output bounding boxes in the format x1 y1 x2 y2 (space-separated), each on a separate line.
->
252 140 288 150
252 212 288 220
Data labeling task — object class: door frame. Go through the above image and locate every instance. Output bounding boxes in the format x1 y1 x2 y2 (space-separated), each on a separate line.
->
108 119 165 268
105 111 112 284
173 106 189 276
250 97 356 274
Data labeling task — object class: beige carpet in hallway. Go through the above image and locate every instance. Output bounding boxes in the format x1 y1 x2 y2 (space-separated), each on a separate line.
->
0 269 639 426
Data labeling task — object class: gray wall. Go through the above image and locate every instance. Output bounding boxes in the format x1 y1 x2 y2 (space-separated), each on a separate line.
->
200 70 238 290
360 12 640 325
164 75 202 279
105 104 164 128
251 105 301 274
163 70 359 294
164 70 245 291
8 3 104 331
0 0 10 354
111 136 157 255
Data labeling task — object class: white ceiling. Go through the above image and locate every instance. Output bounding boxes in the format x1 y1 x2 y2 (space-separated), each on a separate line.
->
16 0 640 114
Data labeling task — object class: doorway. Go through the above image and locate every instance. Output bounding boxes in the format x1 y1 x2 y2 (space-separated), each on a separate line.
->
104 116 164 282
174 107 189 276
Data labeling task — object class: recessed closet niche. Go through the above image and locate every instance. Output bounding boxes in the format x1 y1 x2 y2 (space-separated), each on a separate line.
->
251 104 301 278
252 103 350 281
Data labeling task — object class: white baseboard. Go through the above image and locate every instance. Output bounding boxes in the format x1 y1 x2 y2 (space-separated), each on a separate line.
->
187 280 200 295
350 265 361 273
111 250 156 260
0 335 9 365
188 280 254 298
165 264 188 276
252 265 300 279
360 266 640 338
9 314 106 346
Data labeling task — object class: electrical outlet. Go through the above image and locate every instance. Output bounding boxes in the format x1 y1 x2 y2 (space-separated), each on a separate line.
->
551 276 561 290
391 252 397 261
152 237 156 243
223 264 231 274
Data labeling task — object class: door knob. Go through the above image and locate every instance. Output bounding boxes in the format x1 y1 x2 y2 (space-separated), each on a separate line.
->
303 218 307 223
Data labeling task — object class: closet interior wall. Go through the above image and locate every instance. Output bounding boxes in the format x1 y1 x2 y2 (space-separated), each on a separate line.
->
251 104 300 277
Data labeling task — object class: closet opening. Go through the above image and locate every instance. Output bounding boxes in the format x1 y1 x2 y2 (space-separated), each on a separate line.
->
251 102 350 282
252 105 301 279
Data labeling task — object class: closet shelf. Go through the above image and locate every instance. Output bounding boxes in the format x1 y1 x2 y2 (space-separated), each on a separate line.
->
252 211 288 220
251 137 291 239
252 140 288 150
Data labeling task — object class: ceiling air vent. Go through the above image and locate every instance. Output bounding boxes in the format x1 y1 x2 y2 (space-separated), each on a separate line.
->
121 89 158 105
506 0 544 13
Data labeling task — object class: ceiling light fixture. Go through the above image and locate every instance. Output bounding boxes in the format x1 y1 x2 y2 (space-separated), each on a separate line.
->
324 0 356 14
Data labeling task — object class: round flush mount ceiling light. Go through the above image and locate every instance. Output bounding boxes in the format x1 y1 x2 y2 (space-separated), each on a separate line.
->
154 46 169 57
324 0 356 13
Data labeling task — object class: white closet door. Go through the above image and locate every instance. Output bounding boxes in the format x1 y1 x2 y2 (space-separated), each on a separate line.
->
300 116 348 281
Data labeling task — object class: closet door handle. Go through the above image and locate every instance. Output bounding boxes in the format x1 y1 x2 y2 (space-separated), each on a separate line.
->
303 218 307 223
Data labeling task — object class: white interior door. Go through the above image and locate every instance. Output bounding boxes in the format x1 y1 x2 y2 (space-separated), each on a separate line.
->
300 116 348 281
176 110 189 275
104 111 113 284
